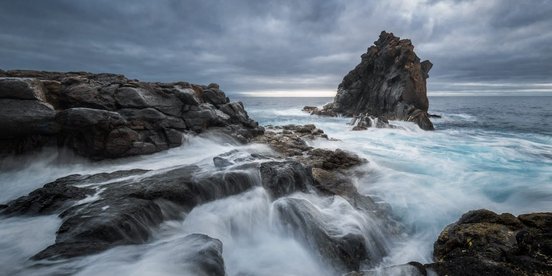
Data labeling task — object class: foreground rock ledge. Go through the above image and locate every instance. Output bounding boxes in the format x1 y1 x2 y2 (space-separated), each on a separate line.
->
0 70 263 159
349 209 551 276
305 31 434 130
429 209 552 276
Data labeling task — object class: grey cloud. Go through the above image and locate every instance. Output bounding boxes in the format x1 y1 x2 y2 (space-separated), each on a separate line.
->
1 0 551 95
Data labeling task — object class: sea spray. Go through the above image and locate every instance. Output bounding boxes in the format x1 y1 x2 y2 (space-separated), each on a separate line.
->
0 96 550 275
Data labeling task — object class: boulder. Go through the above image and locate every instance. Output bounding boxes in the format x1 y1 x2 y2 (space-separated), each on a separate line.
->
55 108 132 158
299 148 365 171
306 31 434 130
34 197 165 259
274 197 369 273
179 234 226 276
429 209 552 275
0 77 48 102
60 82 116 110
202 87 227 106
260 161 312 199
254 124 330 156
311 168 357 197
350 115 390 130
0 99 57 138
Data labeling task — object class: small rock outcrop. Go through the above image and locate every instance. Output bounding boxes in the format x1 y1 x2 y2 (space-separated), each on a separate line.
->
428 209 552 276
178 234 226 276
254 124 329 156
273 197 369 272
260 161 312 199
0 70 263 159
305 31 434 130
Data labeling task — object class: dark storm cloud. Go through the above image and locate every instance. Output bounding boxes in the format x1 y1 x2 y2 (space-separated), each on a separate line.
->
1 0 551 95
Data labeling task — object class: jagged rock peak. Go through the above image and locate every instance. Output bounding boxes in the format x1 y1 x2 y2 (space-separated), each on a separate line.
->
309 31 435 130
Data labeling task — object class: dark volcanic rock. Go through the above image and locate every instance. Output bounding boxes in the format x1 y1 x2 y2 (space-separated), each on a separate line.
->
428 209 552 276
350 115 390 131
0 77 48 101
0 99 58 138
274 197 369 273
310 168 357 197
0 70 263 159
2 165 258 259
1 178 94 215
306 31 434 130
35 197 165 259
254 124 330 156
299 148 365 171
260 161 312 199
179 234 226 276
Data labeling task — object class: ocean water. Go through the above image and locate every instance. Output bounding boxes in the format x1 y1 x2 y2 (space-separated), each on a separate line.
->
237 95 552 265
0 96 550 275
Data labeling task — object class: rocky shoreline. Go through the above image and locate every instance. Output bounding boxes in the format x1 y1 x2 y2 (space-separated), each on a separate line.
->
0 70 263 159
1 120 550 275
0 33 550 275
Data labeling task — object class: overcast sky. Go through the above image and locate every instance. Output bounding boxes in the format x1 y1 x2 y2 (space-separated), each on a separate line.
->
1 0 551 96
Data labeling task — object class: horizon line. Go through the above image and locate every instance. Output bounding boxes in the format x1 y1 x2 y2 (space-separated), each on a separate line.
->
235 91 552 98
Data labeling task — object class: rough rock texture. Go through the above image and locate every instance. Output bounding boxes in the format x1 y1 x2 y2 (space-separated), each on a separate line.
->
0 70 263 159
254 124 329 156
260 161 312 199
179 234 226 276
2 165 258 259
428 209 552 276
274 197 369 272
254 124 369 202
0 123 403 273
305 31 434 130
253 125 401 274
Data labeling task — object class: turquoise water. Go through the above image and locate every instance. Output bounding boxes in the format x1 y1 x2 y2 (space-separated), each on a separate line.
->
238 96 552 264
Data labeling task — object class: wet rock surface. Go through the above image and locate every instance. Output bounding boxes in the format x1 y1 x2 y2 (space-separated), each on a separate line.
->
260 161 312 199
274 197 369 272
254 124 329 156
304 31 434 130
1 165 259 259
0 70 263 159
178 234 226 276
254 124 366 196
252 124 402 273
427 209 552 276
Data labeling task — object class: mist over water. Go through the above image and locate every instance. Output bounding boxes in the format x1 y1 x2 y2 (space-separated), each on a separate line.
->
0 96 551 275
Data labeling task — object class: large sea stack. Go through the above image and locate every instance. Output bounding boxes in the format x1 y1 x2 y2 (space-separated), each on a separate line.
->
308 31 434 130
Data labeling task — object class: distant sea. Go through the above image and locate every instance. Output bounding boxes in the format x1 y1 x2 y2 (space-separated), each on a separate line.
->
236 96 552 135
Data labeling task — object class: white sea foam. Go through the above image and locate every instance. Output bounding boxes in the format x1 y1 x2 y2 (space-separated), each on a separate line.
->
1 97 551 275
